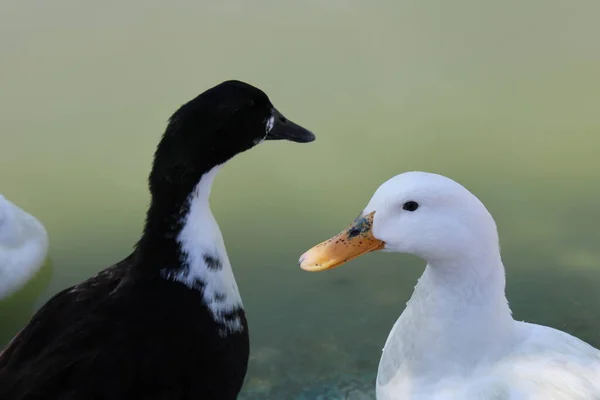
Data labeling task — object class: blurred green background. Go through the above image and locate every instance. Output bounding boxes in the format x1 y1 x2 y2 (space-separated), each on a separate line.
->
1 0 599 398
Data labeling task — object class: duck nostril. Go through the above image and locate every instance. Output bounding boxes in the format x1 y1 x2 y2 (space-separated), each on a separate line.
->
348 228 361 238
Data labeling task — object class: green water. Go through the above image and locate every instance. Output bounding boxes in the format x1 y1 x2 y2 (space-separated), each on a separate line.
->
1 0 600 398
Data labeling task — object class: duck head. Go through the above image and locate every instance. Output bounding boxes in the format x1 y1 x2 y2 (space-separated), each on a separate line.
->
299 172 500 270
149 80 314 192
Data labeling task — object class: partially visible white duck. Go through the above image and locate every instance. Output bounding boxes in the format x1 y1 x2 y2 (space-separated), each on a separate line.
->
0 195 49 300
300 172 600 400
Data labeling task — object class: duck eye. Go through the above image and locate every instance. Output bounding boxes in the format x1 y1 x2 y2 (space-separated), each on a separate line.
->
402 201 419 212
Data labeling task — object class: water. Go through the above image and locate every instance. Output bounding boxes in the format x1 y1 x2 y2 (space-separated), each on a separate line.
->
1 0 600 398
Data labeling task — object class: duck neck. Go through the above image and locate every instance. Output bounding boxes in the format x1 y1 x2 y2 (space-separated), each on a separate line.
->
136 165 244 334
388 251 517 378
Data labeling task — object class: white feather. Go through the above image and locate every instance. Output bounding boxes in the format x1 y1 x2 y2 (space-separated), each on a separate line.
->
265 114 275 134
0 195 49 300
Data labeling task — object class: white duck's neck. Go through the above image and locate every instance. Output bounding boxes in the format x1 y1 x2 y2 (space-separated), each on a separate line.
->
160 166 244 334
385 251 517 380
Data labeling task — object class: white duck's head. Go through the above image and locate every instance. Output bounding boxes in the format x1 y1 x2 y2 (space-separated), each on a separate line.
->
300 172 500 270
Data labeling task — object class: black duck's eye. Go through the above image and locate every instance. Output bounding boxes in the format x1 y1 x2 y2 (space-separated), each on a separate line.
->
402 201 419 212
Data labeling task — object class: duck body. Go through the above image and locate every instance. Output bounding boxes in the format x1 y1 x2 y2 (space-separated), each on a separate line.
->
377 274 600 400
300 171 600 400
0 261 248 400
0 195 49 300
0 263 249 400
0 80 315 399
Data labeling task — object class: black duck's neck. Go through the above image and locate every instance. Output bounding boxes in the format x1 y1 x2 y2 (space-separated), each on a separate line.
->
136 163 245 335
137 122 231 268
137 177 202 262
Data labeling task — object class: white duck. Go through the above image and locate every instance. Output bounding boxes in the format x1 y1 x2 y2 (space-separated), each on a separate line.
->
300 171 600 400
0 195 49 300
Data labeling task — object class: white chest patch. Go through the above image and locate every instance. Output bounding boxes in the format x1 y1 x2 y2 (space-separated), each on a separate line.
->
160 166 244 336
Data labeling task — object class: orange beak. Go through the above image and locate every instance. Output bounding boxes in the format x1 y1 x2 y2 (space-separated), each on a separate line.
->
299 211 385 272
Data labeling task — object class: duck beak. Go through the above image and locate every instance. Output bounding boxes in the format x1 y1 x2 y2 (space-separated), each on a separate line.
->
265 108 315 143
299 211 385 272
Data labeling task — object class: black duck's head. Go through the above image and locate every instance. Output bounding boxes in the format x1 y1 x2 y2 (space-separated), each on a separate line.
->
149 80 315 193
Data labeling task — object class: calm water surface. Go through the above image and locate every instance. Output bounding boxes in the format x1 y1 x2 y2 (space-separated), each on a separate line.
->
1 1 600 398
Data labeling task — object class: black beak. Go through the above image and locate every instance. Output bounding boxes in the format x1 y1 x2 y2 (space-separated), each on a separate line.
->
265 108 316 143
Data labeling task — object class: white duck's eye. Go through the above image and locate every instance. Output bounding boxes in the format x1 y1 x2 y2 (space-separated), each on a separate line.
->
402 201 419 212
